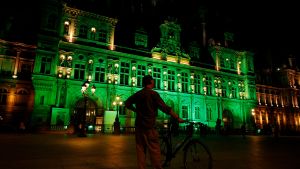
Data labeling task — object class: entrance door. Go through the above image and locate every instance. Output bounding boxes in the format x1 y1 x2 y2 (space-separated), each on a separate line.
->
73 98 97 132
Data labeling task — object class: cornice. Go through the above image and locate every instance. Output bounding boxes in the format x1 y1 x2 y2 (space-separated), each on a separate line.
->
0 39 36 50
63 6 118 26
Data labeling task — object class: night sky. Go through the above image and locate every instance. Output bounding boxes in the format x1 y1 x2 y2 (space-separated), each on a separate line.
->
1 0 299 68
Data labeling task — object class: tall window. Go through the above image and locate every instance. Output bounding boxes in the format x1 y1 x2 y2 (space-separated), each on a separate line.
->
229 81 236 98
152 67 161 89
40 56 51 74
95 66 106 83
195 106 200 119
203 75 212 95
120 62 130 86
74 64 85 80
0 88 8 105
168 70 175 91
181 72 189 93
79 25 88 38
238 81 245 99
182 105 188 119
222 80 227 97
19 63 32 79
137 65 146 87
194 74 201 94
215 76 222 96
207 76 213 95
98 29 107 43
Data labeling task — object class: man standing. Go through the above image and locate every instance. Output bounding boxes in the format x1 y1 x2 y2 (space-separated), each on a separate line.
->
125 75 184 169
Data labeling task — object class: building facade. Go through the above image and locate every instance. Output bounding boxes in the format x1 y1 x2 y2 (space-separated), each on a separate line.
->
254 58 300 134
0 39 36 131
1 1 299 135
26 1 256 134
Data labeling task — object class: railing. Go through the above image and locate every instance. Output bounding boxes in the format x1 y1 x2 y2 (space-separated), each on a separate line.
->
47 125 136 135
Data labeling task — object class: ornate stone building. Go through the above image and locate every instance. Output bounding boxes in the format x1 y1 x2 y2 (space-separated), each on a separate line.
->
254 57 300 134
1 1 299 135
27 1 256 133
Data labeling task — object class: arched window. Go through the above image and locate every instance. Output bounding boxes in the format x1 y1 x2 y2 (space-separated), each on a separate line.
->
15 89 29 106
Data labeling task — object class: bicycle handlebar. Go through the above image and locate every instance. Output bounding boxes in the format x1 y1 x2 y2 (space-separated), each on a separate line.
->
184 120 204 126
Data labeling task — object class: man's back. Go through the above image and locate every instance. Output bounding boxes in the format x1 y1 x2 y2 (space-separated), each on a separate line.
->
125 88 171 129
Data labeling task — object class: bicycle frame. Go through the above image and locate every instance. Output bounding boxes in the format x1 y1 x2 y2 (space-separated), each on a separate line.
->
160 121 213 169
162 121 196 161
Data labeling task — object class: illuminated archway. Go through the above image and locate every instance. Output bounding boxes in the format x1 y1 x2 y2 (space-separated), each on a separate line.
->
73 98 98 132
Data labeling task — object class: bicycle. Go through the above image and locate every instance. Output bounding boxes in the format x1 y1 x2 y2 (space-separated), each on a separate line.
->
159 120 213 169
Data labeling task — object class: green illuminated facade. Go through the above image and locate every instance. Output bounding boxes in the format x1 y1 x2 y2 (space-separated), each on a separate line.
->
1 1 300 135
29 1 256 133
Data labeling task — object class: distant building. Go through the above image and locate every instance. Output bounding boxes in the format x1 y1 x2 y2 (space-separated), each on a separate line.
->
0 39 36 131
254 57 300 134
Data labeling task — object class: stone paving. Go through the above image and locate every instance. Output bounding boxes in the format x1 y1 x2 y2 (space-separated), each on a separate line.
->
0 133 300 169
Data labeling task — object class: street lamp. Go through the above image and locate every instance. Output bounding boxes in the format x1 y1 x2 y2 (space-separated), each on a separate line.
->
79 80 96 137
113 96 122 135
251 109 257 133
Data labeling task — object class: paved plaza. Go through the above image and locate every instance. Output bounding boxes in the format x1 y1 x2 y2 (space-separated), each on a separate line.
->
0 133 300 169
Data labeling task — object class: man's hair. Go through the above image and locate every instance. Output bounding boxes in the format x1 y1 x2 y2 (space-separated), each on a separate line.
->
142 75 153 87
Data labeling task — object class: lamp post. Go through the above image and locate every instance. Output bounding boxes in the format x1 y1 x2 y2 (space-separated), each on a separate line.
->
79 80 96 137
113 96 122 135
251 109 257 133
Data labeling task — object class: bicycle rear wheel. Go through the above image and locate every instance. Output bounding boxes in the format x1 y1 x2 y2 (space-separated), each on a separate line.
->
183 139 212 169
159 136 171 167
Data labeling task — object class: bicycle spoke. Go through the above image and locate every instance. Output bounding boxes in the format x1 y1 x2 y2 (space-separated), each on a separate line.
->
184 140 212 169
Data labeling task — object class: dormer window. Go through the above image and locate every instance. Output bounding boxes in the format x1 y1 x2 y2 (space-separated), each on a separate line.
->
79 25 88 38
98 29 107 43
91 27 96 40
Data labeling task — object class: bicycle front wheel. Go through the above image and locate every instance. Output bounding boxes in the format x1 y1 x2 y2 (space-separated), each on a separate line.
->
183 139 213 169
159 136 171 167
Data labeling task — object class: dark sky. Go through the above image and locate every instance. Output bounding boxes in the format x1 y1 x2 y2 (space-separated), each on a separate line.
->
113 0 300 67
1 0 299 67
220 2 300 67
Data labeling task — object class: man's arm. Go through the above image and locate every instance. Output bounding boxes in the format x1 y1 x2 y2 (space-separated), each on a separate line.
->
124 96 137 112
169 109 185 123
